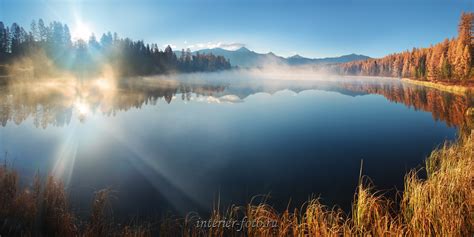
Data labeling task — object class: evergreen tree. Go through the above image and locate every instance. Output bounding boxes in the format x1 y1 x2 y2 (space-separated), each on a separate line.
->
0 22 7 54
38 19 47 42
30 20 38 42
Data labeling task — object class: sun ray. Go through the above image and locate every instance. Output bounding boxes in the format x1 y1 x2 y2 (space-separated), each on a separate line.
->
52 124 79 187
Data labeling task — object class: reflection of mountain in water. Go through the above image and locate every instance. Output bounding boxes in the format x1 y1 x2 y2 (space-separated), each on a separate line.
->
0 77 472 128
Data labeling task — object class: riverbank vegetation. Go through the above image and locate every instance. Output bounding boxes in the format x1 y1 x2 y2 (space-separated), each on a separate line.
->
336 12 474 84
0 131 472 236
0 20 231 78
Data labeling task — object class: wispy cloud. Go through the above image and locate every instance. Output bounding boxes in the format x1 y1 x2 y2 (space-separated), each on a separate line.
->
185 42 245 51
162 44 177 49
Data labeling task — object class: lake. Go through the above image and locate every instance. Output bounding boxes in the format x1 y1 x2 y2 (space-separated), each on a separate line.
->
0 71 471 220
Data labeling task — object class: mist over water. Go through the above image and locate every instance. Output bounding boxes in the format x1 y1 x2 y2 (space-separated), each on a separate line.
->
0 70 469 219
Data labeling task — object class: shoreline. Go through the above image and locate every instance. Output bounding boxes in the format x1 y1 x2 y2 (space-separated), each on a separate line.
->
400 78 474 96
342 75 474 96
345 76 474 118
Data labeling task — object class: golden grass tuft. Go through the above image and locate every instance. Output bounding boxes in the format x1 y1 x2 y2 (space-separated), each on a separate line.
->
402 134 473 236
0 165 151 236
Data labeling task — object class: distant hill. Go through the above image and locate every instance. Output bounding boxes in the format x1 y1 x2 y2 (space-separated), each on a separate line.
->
193 47 286 68
287 53 371 65
182 47 370 68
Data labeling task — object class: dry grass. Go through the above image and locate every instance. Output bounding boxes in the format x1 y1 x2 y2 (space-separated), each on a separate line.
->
0 166 152 236
0 133 472 236
402 133 473 236
161 133 473 237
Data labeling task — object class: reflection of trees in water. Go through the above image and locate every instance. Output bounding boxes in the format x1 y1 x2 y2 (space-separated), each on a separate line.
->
0 81 226 128
0 83 74 128
0 79 471 129
335 81 473 128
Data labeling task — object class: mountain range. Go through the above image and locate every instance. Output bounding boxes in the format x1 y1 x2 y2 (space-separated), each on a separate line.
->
180 47 370 68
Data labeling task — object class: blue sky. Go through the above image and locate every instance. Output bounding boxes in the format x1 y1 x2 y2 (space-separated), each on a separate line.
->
0 0 472 58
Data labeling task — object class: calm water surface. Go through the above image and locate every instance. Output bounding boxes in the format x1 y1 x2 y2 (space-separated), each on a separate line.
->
0 73 471 219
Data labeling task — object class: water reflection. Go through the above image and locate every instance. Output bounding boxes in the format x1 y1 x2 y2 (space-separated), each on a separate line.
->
0 78 227 128
0 74 469 217
0 76 472 129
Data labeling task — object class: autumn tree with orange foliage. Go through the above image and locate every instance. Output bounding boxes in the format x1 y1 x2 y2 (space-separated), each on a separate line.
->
337 12 474 83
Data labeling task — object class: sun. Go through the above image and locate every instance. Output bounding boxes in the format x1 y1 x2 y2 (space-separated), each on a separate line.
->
75 100 90 117
71 21 92 41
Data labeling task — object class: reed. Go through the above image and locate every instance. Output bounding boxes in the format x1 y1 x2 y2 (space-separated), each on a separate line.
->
0 166 152 236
